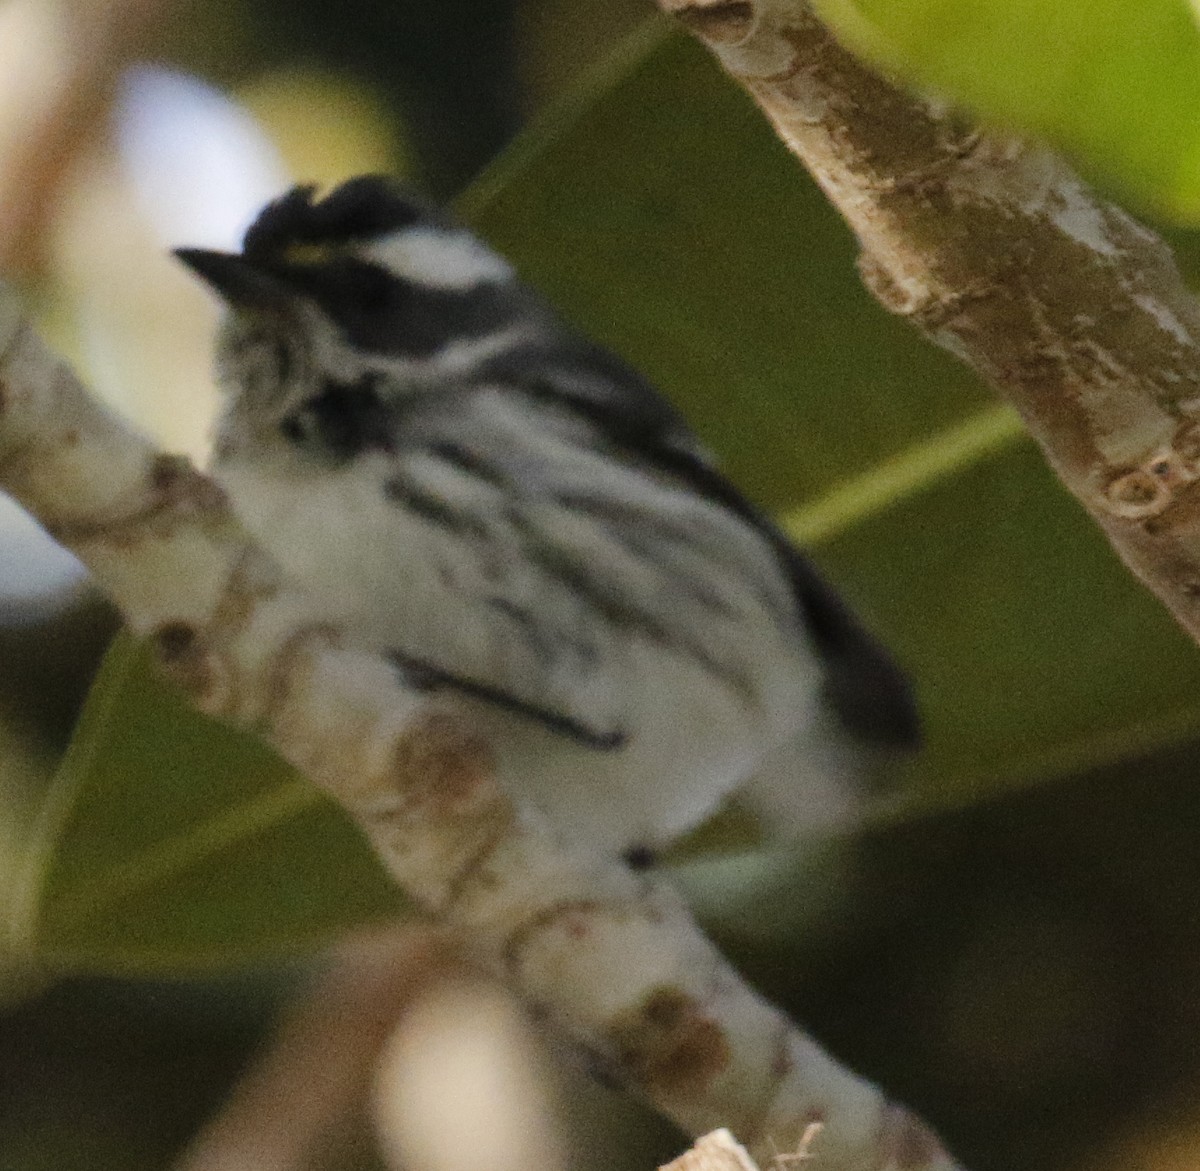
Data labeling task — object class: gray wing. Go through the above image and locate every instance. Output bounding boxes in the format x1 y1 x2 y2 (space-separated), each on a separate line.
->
469 336 921 750
376 374 802 748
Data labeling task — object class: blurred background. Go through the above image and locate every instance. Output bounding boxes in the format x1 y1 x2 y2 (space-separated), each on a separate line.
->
6 1 1200 1170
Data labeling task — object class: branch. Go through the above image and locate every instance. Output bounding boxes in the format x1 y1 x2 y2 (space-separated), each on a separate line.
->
659 0 1200 648
0 294 960 1168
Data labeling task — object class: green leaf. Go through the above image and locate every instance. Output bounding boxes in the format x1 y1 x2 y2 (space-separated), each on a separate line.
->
25 25 1200 971
16 637 403 974
808 0 1200 223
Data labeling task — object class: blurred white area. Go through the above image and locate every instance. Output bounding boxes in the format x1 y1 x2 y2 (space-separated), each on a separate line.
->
0 63 290 618
51 64 290 463
0 498 87 617
118 65 289 251
374 981 566 1171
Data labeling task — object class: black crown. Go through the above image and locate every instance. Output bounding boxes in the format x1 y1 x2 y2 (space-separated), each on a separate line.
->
242 176 443 260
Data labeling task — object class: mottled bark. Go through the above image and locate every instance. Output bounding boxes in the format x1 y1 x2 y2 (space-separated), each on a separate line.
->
660 0 1200 645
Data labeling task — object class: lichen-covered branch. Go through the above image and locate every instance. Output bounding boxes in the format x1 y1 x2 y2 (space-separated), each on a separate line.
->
660 0 1200 646
0 291 959 1169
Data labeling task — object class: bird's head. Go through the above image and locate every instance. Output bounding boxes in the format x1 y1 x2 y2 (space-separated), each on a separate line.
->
175 176 528 457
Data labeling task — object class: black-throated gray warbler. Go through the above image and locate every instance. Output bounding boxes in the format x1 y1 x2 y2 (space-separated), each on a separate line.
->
175 176 918 863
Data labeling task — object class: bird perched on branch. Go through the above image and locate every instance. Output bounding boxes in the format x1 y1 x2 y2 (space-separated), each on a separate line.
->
175 175 917 864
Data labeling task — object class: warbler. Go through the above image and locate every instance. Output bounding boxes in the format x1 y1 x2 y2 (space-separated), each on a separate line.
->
175 176 918 864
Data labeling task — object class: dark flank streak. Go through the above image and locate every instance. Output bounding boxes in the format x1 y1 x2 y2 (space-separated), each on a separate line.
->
502 371 921 750
486 595 602 674
427 440 510 489
507 509 760 705
550 490 740 618
383 475 491 539
486 596 558 669
388 650 626 750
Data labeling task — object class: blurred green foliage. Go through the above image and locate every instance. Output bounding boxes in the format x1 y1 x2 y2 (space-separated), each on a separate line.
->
16 639 402 973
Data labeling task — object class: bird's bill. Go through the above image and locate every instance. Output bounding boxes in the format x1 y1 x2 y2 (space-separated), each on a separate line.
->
173 248 294 309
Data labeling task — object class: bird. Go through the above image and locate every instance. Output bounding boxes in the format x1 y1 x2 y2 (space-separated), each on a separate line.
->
174 175 918 865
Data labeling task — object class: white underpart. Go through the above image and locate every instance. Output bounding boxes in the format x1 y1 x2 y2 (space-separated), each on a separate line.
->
212 426 857 856
211 302 867 855
361 227 514 290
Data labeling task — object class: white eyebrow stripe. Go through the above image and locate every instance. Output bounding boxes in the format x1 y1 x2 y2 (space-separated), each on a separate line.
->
360 226 514 290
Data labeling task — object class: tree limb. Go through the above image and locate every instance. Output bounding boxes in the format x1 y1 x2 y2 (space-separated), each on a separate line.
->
658 0 1200 647
0 292 959 1169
